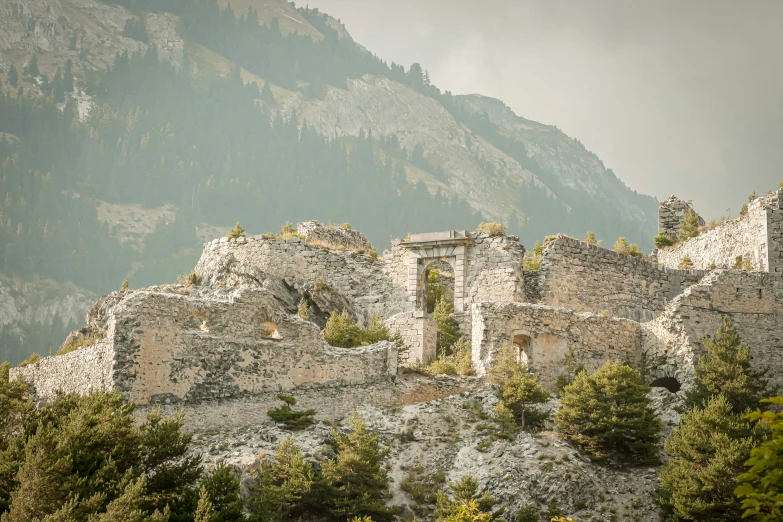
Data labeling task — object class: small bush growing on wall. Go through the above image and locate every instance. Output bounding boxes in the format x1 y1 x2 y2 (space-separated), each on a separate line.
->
298 297 309 321
523 241 543 270
18 352 41 367
227 222 246 239
613 237 644 259
178 271 202 287
583 231 601 246
121 279 129 291
678 256 694 269
323 310 394 348
654 231 676 249
476 222 505 237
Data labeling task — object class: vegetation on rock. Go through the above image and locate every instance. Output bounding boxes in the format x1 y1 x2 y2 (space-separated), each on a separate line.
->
555 361 660 463
489 349 549 430
267 395 316 431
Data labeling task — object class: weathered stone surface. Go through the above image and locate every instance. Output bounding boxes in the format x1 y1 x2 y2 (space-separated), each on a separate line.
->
658 195 705 238
12 285 397 406
296 221 374 252
471 302 642 386
532 235 708 321
656 189 783 273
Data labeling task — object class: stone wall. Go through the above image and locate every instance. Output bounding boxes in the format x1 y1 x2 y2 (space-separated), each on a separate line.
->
386 311 436 366
656 189 783 273
196 228 526 323
471 302 642 388
296 221 374 252
658 196 705 238
534 236 708 322
12 287 398 406
12 342 116 398
642 270 783 388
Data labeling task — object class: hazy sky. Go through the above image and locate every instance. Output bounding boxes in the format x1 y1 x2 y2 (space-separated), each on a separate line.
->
306 0 783 218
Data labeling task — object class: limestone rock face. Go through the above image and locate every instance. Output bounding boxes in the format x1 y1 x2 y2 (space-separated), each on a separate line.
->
191 376 672 522
280 74 551 226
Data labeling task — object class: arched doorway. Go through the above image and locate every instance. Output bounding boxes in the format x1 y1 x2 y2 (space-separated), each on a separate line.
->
421 259 456 314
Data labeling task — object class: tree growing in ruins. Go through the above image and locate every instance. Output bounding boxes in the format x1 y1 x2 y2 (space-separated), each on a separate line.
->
612 237 644 259
490 350 549 430
555 361 660 463
660 395 768 522
677 209 701 241
684 317 770 415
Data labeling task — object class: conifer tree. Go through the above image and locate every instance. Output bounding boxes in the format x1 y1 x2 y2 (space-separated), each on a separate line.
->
684 317 769 414
489 350 548 429
199 464 243 522
25 54 39 78
660 395 768 521
678 209 701 241
321 412 392 521
248 438 314 521
193 486 215 522
555 361 660 463
227 222 245 239
736 396 783 521
434 475 497 521
583 231 597 245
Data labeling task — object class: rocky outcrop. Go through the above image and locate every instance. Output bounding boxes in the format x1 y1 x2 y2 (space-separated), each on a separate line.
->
296 220 374 252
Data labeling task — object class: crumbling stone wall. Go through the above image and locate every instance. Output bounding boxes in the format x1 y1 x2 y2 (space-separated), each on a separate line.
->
12 287 398 405
471 302 642 388
533 236 708 322
11 342 116 398
656 189 783 273
642 270 783 388
296 221 374 252
386 311 436 366
658 196 705 238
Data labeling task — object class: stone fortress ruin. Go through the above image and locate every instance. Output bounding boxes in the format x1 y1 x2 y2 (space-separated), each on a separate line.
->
12 189 783 427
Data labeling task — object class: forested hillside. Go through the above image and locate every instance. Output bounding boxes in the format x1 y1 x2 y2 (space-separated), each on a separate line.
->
0 0 657 363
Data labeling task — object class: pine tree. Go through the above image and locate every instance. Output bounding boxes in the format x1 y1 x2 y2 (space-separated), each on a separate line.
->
248 438 314 522
736 396 783 521
583 231 597 245
684 317 769 414
434 475 497 521
227 222 245 239
555 361 660 463
321 412 393 521
678 209 701 241
199 464 243 522
489 350 548 429
660 395 768 521
433 297 460 356
193 486 215 522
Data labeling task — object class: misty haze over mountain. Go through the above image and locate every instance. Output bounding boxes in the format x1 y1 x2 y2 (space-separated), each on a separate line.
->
309 0 783 220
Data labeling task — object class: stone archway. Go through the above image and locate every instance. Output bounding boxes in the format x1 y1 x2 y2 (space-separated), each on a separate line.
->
400 231 470 313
